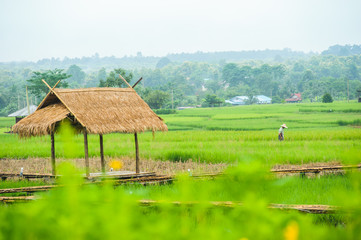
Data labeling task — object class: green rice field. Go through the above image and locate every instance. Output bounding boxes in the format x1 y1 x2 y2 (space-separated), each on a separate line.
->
0 101 360 166
1 101 361 239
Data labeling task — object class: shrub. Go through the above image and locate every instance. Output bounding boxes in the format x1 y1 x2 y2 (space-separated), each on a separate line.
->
322 93 333 103
154 109 177 114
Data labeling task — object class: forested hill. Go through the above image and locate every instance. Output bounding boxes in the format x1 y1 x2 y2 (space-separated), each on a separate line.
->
2 45 360 70
321 44 361 56
0 48 314 70
167 49 311 63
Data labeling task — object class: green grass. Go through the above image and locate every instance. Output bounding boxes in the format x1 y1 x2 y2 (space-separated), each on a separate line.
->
0 180 47 189
0 117 14 128
161 102 361 131
0 129 360 165
0 102 360 166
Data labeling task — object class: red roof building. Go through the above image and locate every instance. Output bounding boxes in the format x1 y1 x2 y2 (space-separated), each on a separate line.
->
285 93 302 103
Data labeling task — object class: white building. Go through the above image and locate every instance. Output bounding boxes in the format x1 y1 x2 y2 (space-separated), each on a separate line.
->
255 95 272 104
226 95 271 105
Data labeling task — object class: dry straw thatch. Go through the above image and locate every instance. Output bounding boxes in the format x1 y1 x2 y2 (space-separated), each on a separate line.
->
13 87 168 137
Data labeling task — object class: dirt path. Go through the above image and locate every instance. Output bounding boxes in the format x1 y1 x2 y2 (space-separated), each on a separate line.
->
0 157 354 177
0 157 228 175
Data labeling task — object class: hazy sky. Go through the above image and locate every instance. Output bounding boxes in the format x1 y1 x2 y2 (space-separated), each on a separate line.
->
1 0 360 62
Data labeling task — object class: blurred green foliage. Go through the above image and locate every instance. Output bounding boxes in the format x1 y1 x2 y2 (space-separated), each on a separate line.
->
1 163 361 239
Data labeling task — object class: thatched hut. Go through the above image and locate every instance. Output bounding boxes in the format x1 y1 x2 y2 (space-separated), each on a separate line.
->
12 83 168 176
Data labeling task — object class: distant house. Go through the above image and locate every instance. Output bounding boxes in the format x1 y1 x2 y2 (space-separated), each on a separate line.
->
177 106 195 110
285 93 302 103
225 95 272 105
8 105 37 123
225 96 248 105
255 95 272 104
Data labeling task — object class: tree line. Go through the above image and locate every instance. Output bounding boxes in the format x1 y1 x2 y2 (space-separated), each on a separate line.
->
0 52 360 116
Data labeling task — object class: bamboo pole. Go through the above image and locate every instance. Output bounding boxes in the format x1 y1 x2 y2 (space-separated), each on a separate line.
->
347 78 349 103
37 79 62 110
134 133 140 173
118 74 133 88
132 77 143 88
84 129 89 177
100 134 105 173
137 200 338 214
51 132 56 175
26 86 30 115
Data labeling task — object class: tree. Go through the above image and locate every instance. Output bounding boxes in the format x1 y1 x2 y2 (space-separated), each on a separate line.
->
99 68 133 87
272 96 282 104
27 69 69 98
144 90 170 109
156 57 171 68
205 80 220 93
222 63 242 87
66 65 85 86
203 94 224 107
97 68 107 82
347 63 360 80
322 93 333 103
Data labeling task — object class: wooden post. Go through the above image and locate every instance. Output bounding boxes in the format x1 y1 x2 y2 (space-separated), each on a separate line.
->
51 132 56 176
134 133 140 173
347 78 349 103
99 134 105 173
26 86 30 115
84 129 89 177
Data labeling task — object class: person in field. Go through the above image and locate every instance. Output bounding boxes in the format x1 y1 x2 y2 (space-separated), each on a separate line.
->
278 123 288 141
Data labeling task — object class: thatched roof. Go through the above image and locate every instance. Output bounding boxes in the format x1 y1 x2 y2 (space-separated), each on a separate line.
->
12 87 168 137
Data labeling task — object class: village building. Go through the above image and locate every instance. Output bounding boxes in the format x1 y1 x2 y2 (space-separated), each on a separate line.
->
225 95 272 105
285 93 302 103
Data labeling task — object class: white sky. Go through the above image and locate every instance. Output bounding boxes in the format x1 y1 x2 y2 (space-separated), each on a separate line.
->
0 0 360 62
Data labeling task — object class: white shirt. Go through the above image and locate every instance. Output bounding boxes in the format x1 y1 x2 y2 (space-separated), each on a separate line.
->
279 127 284 134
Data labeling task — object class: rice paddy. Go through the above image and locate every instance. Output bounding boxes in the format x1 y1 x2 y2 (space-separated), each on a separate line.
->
1 101 360 166
1 101 361 239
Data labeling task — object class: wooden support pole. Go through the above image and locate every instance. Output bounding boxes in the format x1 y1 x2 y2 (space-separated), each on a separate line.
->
84 129 89 177
51 132 56 176
347 78 349 103
134 133 140 173
99 134 105 173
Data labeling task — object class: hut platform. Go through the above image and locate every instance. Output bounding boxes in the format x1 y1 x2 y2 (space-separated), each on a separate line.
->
0 171 156 181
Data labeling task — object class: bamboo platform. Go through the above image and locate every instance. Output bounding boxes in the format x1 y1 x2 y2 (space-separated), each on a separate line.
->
0 171 156 181
0 172 55 180
0 174 172 194
1 164 360 181
271 164 361 174
0 196 35 203
0 196 338 214
0 185 55 194
139 200 339 214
